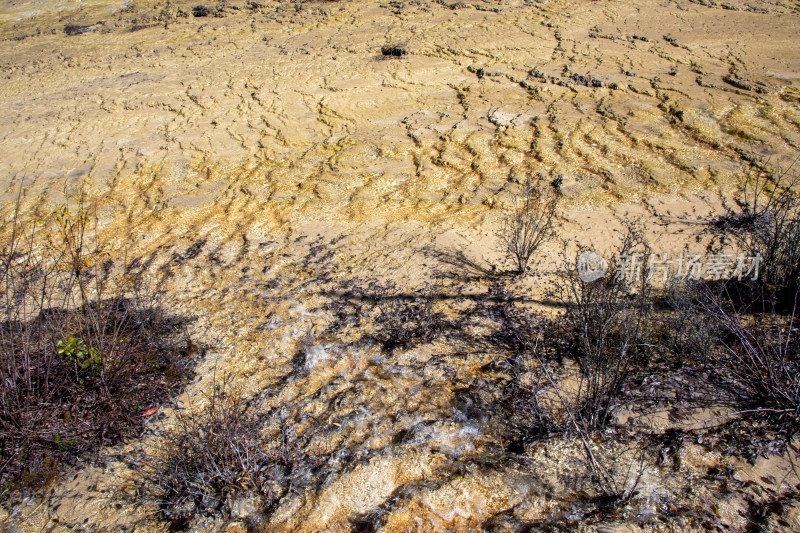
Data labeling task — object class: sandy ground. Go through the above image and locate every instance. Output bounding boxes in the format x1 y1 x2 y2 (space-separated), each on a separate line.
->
1 0 800 531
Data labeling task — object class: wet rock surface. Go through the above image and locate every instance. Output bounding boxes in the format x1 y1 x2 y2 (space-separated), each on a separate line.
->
0 0 799 531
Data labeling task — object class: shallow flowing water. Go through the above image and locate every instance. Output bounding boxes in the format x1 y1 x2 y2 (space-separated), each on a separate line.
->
1 0 800 530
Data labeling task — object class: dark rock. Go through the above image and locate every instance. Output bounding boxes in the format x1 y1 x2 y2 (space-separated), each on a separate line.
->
569 72 604 88
381 45 407 57
64 24 99 36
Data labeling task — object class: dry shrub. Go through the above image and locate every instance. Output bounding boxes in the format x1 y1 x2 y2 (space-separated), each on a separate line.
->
661 278 718 360
554 222 654 431
713 159 800 312
365 282 455 351
503 223 653 501
144 387 271 526
514 332 647 502
142 383 311 528
700 158 800 432
0 191 193 496
700 287 800 434
497 177 558 275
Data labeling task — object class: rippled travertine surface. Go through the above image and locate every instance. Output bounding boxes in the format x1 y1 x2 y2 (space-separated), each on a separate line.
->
1 0 799 530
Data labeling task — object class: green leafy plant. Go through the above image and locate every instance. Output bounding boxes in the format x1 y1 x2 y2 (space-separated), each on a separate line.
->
53 435 78 451
57 337 102 373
